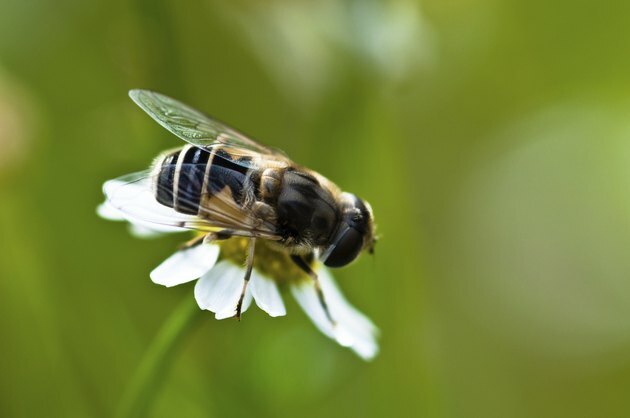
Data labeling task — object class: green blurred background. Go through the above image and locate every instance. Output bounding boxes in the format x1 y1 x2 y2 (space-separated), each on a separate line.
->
2 0 630 417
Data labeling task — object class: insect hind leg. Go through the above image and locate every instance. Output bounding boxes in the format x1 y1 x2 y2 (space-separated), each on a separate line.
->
290 254 336 326
235 237 256 320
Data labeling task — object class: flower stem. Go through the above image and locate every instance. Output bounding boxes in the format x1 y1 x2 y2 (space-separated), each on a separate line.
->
115 295 202 418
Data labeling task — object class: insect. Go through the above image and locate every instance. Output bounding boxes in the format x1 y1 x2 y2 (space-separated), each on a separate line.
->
106 90 376 320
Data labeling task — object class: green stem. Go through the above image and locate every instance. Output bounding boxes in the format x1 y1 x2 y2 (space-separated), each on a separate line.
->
116 295 202 418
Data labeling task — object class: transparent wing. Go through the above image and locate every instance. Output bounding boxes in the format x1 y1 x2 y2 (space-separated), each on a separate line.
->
129 90 289 160
103 169 281 240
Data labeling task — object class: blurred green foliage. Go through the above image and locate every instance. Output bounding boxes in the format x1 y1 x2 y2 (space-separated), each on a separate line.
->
1 0 630 417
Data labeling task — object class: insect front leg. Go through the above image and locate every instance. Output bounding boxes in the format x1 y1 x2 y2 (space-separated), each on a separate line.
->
290 254 336 326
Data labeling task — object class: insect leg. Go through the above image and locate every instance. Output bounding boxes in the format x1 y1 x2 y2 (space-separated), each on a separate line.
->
235 237 256 320
290 255 336 326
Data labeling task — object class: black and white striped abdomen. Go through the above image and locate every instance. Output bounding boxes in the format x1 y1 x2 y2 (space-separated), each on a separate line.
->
153 145 255 216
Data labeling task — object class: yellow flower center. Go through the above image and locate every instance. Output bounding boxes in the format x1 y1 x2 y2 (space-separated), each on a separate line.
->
216 237 313 285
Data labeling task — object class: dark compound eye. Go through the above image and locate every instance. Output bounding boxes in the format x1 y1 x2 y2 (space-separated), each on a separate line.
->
323 227 364 268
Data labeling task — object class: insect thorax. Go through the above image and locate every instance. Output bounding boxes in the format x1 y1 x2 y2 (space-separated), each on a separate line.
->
273 169 340 250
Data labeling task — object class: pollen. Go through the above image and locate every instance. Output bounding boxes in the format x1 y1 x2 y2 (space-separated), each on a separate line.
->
217 237 311 285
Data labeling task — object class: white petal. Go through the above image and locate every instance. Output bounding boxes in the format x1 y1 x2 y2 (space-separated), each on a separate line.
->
128 224 170 239
150 244 219 287
319 268 379 360
291 280 335 339
97 202 126 221
292 268 379 360
250 270 286 317
194 261 249 320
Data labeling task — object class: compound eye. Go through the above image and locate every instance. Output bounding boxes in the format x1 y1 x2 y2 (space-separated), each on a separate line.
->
323 227 364 268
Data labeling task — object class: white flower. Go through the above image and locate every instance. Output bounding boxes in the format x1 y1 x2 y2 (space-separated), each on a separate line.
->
98 180 379 360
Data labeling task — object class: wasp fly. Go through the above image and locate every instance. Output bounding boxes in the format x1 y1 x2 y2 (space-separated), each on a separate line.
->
105 90 376 320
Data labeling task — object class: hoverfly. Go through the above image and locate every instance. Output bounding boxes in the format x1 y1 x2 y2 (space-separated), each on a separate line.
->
105 90 376 320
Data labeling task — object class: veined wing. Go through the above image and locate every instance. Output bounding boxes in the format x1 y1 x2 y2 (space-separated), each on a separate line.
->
103 169 281 240
129 89 289 160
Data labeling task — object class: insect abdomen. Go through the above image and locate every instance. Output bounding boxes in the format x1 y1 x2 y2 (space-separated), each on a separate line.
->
207 149 252 206
155 145 255 216
177 145 211 214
